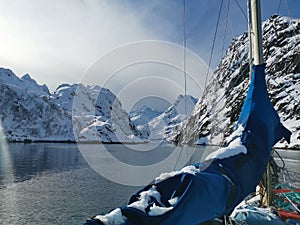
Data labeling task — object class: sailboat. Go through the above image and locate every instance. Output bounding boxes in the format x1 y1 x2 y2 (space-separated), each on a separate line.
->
84 0 293 224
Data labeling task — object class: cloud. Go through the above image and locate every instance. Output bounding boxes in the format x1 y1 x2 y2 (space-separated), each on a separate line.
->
0 0 177 91
0 0 213 114
79 40 210 111
1 0 299 94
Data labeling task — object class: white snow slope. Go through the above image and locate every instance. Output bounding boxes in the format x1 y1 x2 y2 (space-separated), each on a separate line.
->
0 68 196 143
0 69 137 143
129 106 163 139
0 68 73 141
148 95 198 141
129 95 198 141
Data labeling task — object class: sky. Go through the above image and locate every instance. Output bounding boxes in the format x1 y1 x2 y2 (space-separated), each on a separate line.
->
0 0 299 111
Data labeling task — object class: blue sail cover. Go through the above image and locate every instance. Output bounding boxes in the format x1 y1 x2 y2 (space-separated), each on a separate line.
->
85 64 291 225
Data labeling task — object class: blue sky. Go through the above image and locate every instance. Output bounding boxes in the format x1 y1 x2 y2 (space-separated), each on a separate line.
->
130 0 300 66
0 0 299 110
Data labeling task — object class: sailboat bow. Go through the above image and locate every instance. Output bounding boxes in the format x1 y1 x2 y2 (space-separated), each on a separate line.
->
84 0 293 223
85 64 291 225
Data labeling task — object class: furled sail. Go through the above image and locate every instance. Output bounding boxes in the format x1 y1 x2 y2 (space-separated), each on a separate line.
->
84 64 291 225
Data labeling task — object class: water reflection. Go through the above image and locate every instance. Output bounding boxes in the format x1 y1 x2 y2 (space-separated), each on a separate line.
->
0 121 20 222
0 141 299 225
0 143 87 187
0 142 217 188
0 122 14 187
78 143 217 186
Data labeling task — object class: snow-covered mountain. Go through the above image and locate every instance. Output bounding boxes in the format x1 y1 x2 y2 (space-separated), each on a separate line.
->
129 95 198 141
129 106 163 139
148 95 198 141
0 68 50 96
0 68 197 143
0 68 73 141
65 84 137 143
175 15 300 149
2 16 298 147
0 68 137 143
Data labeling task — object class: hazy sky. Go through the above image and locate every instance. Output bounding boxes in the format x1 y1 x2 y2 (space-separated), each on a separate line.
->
0 0 299 110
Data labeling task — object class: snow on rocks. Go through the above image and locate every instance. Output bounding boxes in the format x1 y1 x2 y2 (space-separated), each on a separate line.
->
0 69 74 142
148 95 198 141
129 95 198 141
129 106 162 139
176 16 300 150
0 68 138 143
0 68 50 96
0 68 197 143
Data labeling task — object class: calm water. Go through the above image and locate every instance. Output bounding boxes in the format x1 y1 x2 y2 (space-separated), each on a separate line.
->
0 143 299 225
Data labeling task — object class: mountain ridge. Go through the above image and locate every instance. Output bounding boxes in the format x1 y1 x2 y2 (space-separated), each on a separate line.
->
0 68 196 143
0 69 137 143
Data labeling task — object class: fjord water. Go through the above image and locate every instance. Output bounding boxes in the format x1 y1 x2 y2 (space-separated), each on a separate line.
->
0 143 299 225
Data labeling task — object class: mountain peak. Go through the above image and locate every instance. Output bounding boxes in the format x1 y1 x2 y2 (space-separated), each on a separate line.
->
21 73 32 80
0 68 50 95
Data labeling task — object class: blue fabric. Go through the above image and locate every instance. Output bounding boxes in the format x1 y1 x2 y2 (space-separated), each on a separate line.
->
121 172 232 225
92 65 291 225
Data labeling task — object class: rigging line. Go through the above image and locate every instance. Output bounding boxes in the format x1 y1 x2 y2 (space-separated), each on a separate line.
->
204 0 224 90
247 0 253 78
183 0 190 158
283 0 299 38
174 0 187 171
282 168 292 187
273 149 286 170
233 0 247 22
279 190 300 213
183 0 187 116
284 0 292 18
195 0 225 147
221 0 231 58
276 0 298 38
228 16 235 40
189 63 249 146
277 0 283 14
278 0 299 39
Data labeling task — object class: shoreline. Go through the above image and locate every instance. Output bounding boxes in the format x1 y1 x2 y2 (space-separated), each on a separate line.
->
5 139 300 150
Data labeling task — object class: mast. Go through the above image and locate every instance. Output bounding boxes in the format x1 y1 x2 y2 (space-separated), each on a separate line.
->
247 0 253 77
250 0 264 65
250 0 272 207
